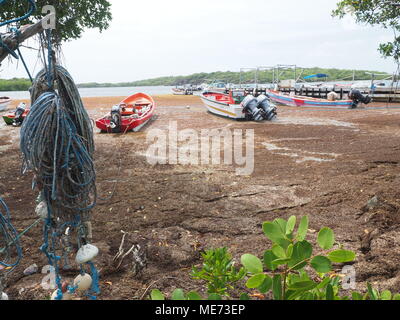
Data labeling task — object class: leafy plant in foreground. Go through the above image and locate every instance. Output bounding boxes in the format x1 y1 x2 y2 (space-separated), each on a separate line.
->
151 248 246 301
150 216 400 300
241 216 356 300
191 247 246 297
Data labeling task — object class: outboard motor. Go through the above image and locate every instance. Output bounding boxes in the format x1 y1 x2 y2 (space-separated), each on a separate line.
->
12 102 26 127
241 95 264 121
110 105 122 133
349 89 372 108
256 95 277 121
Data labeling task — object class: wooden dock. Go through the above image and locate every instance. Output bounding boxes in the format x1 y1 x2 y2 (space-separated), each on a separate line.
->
240 86 400 102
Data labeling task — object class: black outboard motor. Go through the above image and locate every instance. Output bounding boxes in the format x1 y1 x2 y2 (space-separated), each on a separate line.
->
349 89 372 108
256 95 277 121
12 102 26 127
242 95 264 121
110 105 122 133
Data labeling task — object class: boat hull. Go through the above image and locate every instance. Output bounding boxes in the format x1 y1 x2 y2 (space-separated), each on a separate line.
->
172 88 193 95
200 92 245 120
0 99 11 112
95 93 156 133
267 90 353 109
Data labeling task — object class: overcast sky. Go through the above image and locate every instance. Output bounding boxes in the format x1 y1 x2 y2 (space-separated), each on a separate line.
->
1 0 397 83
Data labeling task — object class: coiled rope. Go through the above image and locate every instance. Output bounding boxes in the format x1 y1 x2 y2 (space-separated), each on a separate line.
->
20 63 99 299
16 17 100 298
21 66 96 212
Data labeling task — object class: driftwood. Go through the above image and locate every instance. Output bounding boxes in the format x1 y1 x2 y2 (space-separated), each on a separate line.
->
0 13 54 64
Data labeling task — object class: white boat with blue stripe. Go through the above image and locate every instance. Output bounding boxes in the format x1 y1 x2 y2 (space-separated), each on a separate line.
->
266 90 355 109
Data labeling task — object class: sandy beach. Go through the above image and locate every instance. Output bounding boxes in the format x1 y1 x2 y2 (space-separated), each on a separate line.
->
1 94 400 299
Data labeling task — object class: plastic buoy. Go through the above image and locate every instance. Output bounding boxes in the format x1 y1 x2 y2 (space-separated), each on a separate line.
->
73 273 93 292
51 290 73 301
35 202 48 219
75 244 99 264
1 292 9 300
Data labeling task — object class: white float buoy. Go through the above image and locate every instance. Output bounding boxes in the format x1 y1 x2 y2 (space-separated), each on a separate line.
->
50 290 72 300
73 273 93 292
35 201 48 219
1 292 9 300
75 244 99 264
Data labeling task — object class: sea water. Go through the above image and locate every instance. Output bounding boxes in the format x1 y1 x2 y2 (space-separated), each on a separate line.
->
0 86 176 99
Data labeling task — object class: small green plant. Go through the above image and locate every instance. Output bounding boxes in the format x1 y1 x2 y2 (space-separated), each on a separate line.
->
191 248 246 297
150 248 246 301
241 216 357 300
150 216 400 300
351 283 400 301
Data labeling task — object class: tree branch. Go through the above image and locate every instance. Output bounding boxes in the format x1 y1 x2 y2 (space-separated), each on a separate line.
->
0 13 54 64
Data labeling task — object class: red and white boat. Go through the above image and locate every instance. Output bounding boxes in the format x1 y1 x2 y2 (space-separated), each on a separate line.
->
200 90 277 121
95 93 156 133
0 97 12 112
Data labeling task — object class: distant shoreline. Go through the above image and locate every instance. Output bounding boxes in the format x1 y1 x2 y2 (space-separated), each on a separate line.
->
0 86 176 99
1 67 393 91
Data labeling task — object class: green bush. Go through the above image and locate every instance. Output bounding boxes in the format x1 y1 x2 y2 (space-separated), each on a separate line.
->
150 216 400 301
191 247 246 297
0 78 31 91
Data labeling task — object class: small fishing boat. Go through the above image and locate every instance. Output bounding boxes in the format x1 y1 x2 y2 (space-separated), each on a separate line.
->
172 86 193 95
266 89 367 109
202 81 228 93
200 90 277 121
3 103 29 126
0 97 12 112
95 93 156 133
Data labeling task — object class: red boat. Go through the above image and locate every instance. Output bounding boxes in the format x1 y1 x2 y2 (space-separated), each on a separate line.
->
95 93 156 133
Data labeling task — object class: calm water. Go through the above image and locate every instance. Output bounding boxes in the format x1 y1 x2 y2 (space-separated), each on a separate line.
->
0 86 175 99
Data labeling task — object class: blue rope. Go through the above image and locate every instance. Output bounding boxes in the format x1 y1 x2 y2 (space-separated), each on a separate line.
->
8 27 33 82
46 29 53 89
0 0 36 81
0 0 36 28
21 65 99 299
0 198 22 273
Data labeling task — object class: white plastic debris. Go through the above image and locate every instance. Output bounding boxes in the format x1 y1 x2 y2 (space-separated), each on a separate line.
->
75 244 99 264
35 202 48 219
73 273 93 292
51 290 72 301
1 292 9 300
23 264 38 276
327 91 339 101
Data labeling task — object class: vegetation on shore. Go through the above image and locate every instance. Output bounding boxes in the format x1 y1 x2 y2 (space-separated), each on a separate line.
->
0 67 392 91
0 78 32 91
77 67 393 88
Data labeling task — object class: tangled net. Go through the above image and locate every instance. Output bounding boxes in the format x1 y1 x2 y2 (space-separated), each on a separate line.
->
21 65 96 215
0 198 22 295
20 65 99 299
